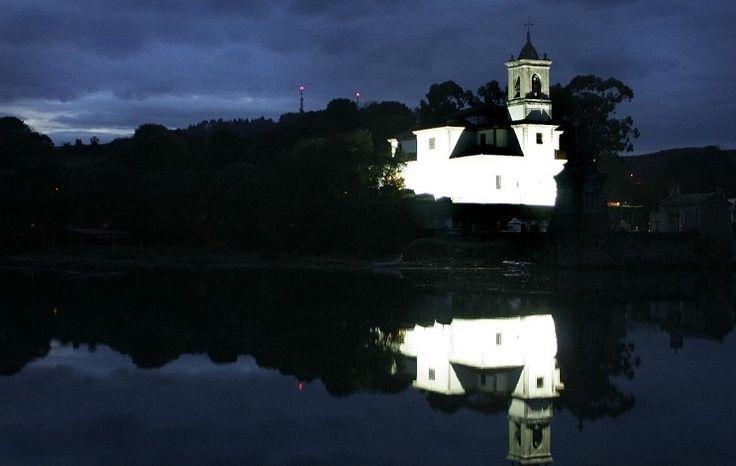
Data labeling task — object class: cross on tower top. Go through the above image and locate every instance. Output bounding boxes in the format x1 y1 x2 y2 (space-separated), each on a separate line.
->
524 17 534 41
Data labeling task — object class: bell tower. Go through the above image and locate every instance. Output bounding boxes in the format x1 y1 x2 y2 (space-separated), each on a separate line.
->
505 28 553 122
507 398 554 465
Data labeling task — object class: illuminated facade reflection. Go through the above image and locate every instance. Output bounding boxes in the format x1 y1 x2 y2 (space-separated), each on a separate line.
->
398 315 563 465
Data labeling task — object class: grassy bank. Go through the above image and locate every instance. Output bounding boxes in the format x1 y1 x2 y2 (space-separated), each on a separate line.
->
0 236 545 274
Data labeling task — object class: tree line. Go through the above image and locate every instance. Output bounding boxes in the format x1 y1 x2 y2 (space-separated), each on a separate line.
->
0 74 640 253
0 99 421 253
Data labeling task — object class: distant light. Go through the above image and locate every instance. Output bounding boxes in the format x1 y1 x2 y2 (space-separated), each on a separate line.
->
297 381 305 391
299 85 305 92
356 92 361 97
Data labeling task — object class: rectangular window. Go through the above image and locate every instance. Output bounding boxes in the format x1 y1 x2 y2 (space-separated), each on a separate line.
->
428 368 435 381
480 373 486 386
496 129 508 147
536 376 544 388
479 133 487 145
536 132 543 144
496 175 502 190
428 137 436 150
496 332 502 345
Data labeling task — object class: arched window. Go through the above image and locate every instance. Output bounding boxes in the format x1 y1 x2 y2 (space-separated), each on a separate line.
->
514 77 521 98
531 74 541 97
532 424 543 449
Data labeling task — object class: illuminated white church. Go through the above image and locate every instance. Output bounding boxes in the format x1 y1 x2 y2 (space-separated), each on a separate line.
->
397 314 564 464
390 33 566 206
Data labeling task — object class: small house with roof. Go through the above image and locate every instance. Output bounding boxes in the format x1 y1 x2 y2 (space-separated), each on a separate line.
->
389 33 566 206
649 189 733 234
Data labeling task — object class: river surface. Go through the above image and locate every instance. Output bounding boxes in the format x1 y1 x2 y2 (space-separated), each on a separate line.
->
0 268 734 465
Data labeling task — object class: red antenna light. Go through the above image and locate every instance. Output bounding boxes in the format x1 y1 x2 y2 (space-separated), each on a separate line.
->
355 90 361 106
298 85 305 113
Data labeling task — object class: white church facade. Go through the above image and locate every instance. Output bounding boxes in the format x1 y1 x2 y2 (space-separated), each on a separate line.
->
398 314 563 399
397 314 564 464
390 34 566 206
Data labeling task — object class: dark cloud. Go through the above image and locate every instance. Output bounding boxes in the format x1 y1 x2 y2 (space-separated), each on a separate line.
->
0 0 734 151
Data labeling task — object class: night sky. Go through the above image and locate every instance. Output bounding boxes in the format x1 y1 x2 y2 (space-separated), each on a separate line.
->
0 0 733 154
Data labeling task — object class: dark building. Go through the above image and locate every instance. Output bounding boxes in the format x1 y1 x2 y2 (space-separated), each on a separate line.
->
649 190 733 235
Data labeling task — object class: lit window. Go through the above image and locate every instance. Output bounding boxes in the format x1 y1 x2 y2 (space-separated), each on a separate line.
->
496 175 502 190
532 74 541 97
536 376 544 388
428 368 435 380
496 332 502 345
536 133 543 144
428 137 435 150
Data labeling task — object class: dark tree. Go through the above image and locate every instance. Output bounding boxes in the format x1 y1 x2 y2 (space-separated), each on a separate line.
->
358 101 416 153
475 80 506 107
418 81 475 126
206 129 243 169
323 98 360 134
552 75 640 158
126 124 192 170
0 116 53 167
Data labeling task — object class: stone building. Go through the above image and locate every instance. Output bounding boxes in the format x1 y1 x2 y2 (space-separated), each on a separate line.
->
649 190 733 234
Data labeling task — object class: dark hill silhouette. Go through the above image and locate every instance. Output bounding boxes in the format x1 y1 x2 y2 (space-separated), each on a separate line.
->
601 146 736 209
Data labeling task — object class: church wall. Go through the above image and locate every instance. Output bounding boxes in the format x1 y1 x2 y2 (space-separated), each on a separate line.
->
512 124 560 156
402 153 562 206
403 323 465 395
512 315 560 399
448 318 525 368
446 156 525 204
414 126 465 164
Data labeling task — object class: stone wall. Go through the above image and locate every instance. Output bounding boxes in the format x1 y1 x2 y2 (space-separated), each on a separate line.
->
549 230 734 268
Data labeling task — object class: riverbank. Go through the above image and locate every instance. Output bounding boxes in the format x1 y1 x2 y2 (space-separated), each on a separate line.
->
0 234 545 274
3 230 732 276
0 246 378 274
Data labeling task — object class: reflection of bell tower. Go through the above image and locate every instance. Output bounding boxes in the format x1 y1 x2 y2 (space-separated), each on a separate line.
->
507 398 554 465
505 29 552 122
397 315 563 464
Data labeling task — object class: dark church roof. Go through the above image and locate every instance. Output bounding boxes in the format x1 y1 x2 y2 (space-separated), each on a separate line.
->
518 32 540 60
450 143 522 158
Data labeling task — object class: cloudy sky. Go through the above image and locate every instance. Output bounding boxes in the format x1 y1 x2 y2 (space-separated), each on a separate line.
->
0 0 734 153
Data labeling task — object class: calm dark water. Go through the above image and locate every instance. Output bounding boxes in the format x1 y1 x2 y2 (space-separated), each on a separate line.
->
0 269 734 465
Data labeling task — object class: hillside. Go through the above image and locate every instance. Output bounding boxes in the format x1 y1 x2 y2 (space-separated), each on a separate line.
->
602 146 736 209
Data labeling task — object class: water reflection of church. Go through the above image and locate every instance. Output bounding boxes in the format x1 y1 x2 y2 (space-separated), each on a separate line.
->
397 315 563 465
